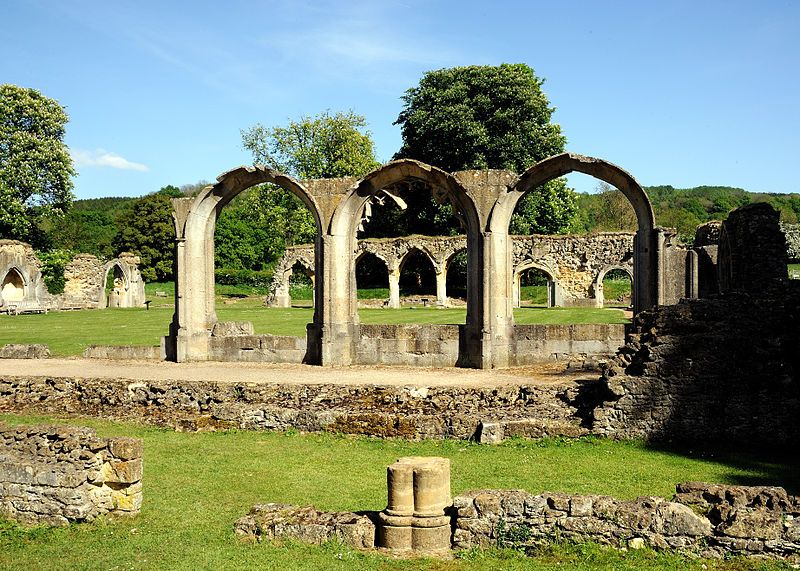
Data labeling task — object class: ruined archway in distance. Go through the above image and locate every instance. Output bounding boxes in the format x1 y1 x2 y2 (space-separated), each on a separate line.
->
596 266 634 308
398 247 437 305
170 166 323 362
513 262 559 308
101 262 128 308
355 251 390 307
490 153 656 313
331 159 482 324
1 267 26 302
445 248 468 304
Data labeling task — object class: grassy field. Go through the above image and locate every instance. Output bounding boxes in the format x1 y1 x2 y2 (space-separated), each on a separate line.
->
1 413 795 571
0 289 629 356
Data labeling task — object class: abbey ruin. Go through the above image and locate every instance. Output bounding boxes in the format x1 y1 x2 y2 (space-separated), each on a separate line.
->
164 153 694 368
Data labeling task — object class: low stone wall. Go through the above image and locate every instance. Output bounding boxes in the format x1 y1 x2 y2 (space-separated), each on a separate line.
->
0 375 595 440
0 344 50 359
453 483 800 560
207 323 624 368
512 324 625 366
208 334 307 363
0 423 142 525
235 503 375 549
357 324 460 367
82 345 161 360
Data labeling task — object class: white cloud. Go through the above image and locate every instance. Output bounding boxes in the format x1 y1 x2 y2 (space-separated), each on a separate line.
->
71 149 149 172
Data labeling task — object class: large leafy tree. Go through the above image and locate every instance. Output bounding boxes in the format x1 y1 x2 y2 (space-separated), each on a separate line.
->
113 186 181 281
226 111 379 268
0 85 75 243
394 64 577 234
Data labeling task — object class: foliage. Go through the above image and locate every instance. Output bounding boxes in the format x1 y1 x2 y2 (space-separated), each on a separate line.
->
495 518 533 551
394 64 575 234
41 209 117 259
242 110 380 179
36 248 72 294
0 85 75 243
214 267 274 289
112 187 178 281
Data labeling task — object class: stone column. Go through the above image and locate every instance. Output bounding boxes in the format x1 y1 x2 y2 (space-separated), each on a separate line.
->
378 456 451 555
388 266 401 309
435 269 447 307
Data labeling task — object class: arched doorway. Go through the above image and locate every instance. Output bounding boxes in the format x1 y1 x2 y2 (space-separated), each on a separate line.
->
1 268 25 303
596 266 633 307
445 249 467 304
355 251 389 307
398 248 437 305
514 264 559 308
167 166 323 362
103 263 127 308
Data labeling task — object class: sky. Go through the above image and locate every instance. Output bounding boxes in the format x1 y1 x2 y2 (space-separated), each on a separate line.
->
3 0 799 199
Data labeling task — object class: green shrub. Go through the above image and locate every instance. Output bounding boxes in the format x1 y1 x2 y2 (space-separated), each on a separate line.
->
36 249 73 294
214 267 274 288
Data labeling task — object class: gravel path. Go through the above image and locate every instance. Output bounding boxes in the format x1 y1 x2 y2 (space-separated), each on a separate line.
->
0 358 597 387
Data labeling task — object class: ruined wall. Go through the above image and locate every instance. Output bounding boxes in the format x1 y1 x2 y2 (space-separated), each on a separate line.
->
268 233 635 308
0 375 595 440
453 484 800 559
594 204 800 444
0 423 142 525
0 240 50 308
63 253 145 309
206 323 625 368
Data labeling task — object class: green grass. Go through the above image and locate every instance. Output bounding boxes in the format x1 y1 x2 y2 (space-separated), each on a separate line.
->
0 299 628 355
1 414 794 571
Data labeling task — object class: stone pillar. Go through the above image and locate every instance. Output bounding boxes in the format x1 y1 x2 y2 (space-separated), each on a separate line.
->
378 457 451 555
512 271 521 308
435 269 447 307
388 266 401 309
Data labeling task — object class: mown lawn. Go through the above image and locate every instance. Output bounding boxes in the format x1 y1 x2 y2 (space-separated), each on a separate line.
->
1 414 795 571
0 294 628 356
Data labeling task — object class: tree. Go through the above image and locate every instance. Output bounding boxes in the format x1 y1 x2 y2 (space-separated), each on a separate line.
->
233 111 380 266
112 186 180 282
242 110 379 179
0 85 75 243
394 64 576 234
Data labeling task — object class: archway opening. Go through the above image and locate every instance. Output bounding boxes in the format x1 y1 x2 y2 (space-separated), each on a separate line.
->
355 252 389 305
399 249 436 303
601 268 633 308
518 267 556 308
212 181 319 336
104 264 126 308
445 249 467 304
289 260 314 308
1 268 25 302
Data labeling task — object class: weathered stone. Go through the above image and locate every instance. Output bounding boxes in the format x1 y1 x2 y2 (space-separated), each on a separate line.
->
652 502 712 537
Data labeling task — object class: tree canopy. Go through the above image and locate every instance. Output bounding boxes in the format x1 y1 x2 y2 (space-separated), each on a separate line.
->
241 110 379 179
394 64 576 234
0 84 75 243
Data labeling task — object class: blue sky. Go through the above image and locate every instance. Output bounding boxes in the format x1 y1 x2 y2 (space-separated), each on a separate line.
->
3 0 799 199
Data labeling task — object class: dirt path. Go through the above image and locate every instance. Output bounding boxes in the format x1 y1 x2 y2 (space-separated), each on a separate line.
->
0 358 599 387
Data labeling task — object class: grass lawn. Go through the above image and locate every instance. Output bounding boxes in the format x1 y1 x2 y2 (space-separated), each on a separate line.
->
0 291 629 356
1 413 795 570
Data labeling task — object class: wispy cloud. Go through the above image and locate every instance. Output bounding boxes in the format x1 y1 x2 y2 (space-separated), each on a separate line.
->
71 149 149 172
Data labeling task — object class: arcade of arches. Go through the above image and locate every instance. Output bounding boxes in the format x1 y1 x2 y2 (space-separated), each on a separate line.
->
165 153 693 369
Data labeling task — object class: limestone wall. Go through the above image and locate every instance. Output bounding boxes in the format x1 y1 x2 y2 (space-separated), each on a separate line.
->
268 233 635 308
0 423 142 525
452 484 800 559
0 375 595 440
0 240 50 309
205 323 625 368
0 241 145 310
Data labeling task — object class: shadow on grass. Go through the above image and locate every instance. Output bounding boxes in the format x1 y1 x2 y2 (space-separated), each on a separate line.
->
643 441 800 495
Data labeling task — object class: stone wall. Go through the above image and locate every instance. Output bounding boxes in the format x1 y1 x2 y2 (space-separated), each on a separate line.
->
0 241 145 311
0 423 142 525
0 375 596 440
0 240 50 309
594 203 800 444
452 483 800 559
206 323 625 367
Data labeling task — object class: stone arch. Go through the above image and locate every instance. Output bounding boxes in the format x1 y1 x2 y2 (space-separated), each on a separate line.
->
490 153 657 313
100 261 130 308
329 159 483 324
267 246 315 308
594 265 634 307
169 166 322 362
398 247 437 302
513 261 560 308
444 247 468 303
1 267 26 303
